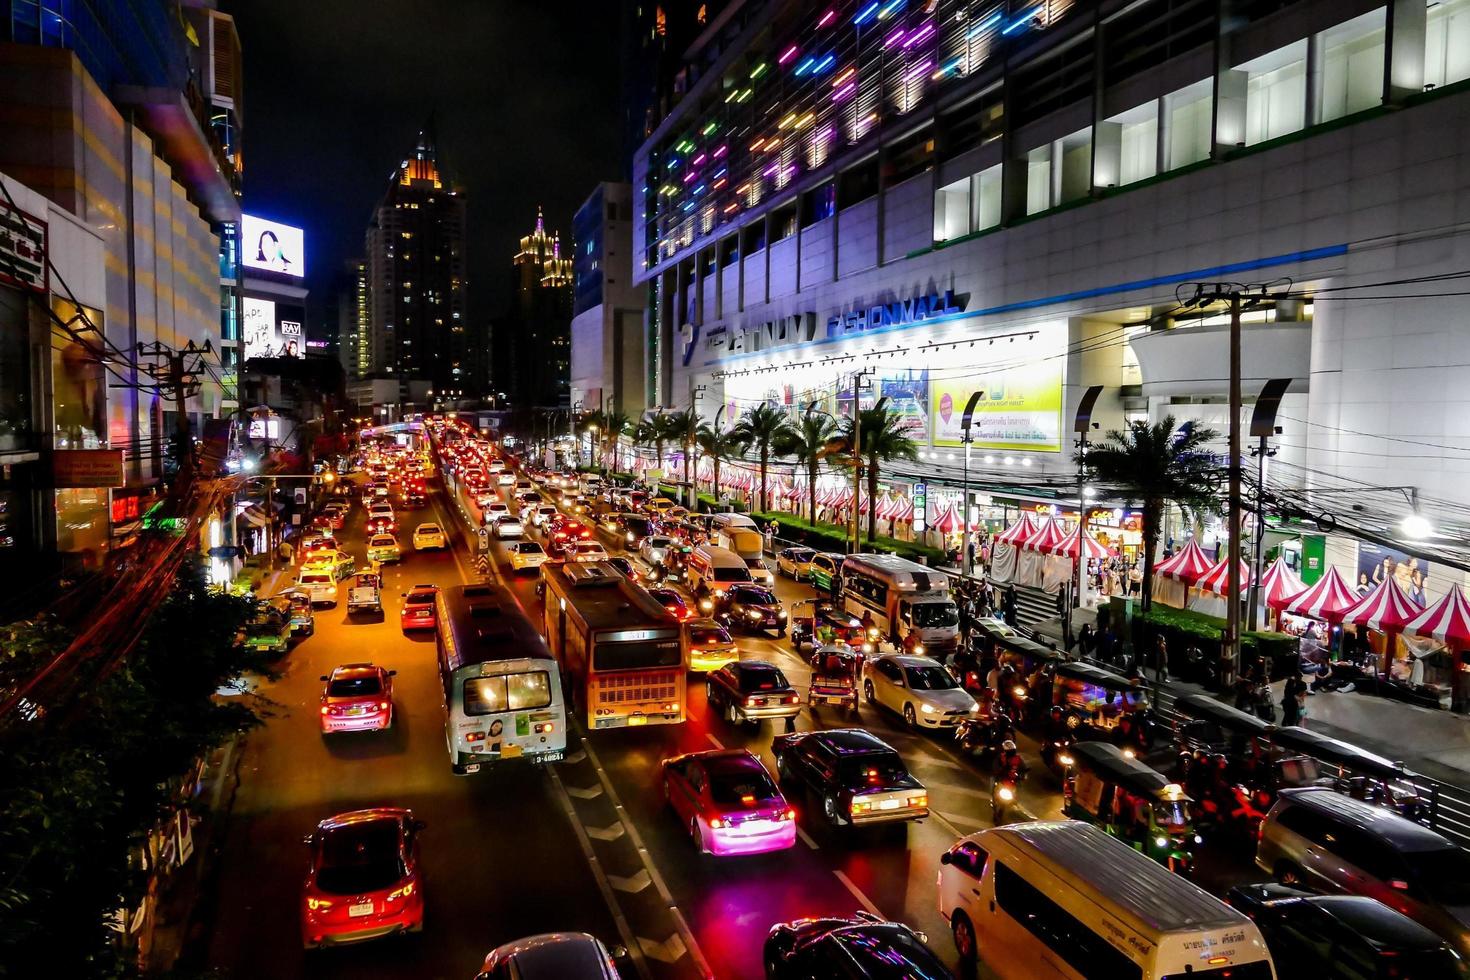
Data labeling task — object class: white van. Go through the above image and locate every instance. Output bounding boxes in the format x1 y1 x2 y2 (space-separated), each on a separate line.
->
685 544 752 599
714 527 772 585
840 553 960 654
938 821 1275 979
297 567 340 607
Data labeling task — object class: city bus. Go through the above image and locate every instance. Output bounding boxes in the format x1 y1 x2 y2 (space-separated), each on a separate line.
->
541 561 686 729
435 583 567 774
840 553 961 654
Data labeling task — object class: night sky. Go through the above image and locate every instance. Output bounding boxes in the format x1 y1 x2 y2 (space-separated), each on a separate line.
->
225 0 627 327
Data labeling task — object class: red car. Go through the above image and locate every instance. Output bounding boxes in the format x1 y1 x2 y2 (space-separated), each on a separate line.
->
366 515 397 535
399 584 438 631
662 749 796 856
319 664 395 733
301 807 424 949
647 587 693 622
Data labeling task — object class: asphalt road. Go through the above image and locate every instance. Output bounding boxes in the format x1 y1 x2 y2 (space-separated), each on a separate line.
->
201 457 1262 980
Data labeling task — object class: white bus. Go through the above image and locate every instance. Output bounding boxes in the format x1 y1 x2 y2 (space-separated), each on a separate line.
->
839 553 960 654
435 583 567 774
938 821 1275 979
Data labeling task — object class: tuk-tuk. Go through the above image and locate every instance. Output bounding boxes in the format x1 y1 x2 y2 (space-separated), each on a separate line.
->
789 599 871 654
347 571 383 615
971 620 1065 720
240 602 293 655
1052 662 1155 747
1063 740 1198 875
1173 693 1273 756
274 588 316 637
807 643 861 714
1268 727 1425 822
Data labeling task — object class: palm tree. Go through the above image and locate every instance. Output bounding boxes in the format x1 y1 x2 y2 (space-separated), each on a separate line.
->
632 417 661 473
843 406 920 543
661 409 701 503
696 425 751 501
577 409 605 469
602 411 630 473
1079 415 1220 612
732 404 792 514
776 412 837 526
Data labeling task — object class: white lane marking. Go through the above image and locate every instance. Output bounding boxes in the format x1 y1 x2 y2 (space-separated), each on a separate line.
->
565 783 604 800
833 869 885 918
795 825 820 850
705 733 724 750
639 932 688 965
609 868 652 894
586 822 627 842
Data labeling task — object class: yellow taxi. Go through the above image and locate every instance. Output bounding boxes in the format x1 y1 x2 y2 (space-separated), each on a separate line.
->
685 618 740 673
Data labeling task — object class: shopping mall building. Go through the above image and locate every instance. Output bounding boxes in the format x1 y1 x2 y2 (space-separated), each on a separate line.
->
633 0 1470 585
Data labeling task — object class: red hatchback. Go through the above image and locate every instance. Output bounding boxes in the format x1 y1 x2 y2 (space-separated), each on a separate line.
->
301 808 424 949
319 664 395 733
663 749 796 856
399 584 438 631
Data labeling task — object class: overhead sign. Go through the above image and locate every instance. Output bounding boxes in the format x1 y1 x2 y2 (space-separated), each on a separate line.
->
0 201 47 293
241 214 305 278
54 449 124 488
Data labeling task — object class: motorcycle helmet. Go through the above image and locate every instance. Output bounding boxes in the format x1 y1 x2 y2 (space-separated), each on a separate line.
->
1001 740 1017 752
1049 705 1064 721
1212 754 1230 772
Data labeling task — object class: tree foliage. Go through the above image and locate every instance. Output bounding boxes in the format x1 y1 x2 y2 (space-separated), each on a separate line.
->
731 404 792 514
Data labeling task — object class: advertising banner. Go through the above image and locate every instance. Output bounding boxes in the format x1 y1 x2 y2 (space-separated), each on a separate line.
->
1357 542 1431 606
879 369 929 442
242 297 276 359
931 359 1063 451
0 201 46 293
54 449 124 488
241 214 305 278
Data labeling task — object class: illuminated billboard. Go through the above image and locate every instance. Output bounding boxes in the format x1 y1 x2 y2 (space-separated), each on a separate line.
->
931 325 1065 452
242 298 276 359
241 214 305 278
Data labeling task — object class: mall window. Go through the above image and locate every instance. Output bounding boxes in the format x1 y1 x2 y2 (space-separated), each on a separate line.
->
1317 10 1386 122
770 202 797 243
881 125 934 189
718 235 739 267
973 164 1002 231
1426 0 1470 90
1102 102 1159 187
940 89 1004 160
1240 41 1307 145
838 156 879 208
1164 79 1213 169
1058 128 1092 203
934 176 971 242
50 299 105 451
0 288 34 454
1025 145 1053 216
741 221 765 255
801 182 835 227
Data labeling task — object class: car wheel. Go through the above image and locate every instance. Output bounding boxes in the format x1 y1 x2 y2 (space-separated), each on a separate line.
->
952 911 977 963
1275 861 1305 887
864 680 875 704
903 703 918 728
823 793 842 827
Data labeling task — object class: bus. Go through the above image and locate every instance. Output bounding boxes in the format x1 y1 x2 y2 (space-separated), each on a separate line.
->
840 553 961 654
435 583 567 774
541 561 686 729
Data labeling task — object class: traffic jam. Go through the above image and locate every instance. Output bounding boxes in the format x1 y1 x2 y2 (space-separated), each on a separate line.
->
247 416 1470 979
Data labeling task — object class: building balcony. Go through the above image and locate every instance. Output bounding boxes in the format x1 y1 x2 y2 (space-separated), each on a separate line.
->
1128 320 1311 399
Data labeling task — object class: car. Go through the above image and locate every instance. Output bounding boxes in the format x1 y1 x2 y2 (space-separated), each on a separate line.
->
399 584 439 631
300 808 424 949
366 512 398 535
240 603 293 654
368 501 395 522
645 497 676 515
647 586 693 621
706 660 800 726
322 506 348 531
532 505 559 528
763 913 950 979
569 541 610 563
806 553 845 594
861 654 979 729
493 514 524 539
319 664 396 733
297 567 340 606
716 584 788 636
366 533 401 565
412 523 448 550
663 749 797 856
771 728 928 828
482 501 510 522
1227 882 1466 979
639 535 676 566
606 556 638 580
685 619 740 673
775 547 816 580
508 541 549 573
303 550 356 581
497 471 515 486
475 933 623 980
474 491 499 509
299 532 338 562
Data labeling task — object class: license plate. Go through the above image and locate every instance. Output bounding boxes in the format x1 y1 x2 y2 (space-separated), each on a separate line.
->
627 715 647 726
348 902 374 917
501 744 523 759
348 706 365 716
879 799 901 810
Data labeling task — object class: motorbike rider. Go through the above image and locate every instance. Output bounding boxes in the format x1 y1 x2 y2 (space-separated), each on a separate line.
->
992 740 1028 788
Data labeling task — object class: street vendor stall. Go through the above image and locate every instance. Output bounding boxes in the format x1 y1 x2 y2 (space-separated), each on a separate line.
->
1151 539 1213 608
1339 576 1430 703
987 514 1038 584
1404 586 1470 713
1258 556 1306 629
1047 522 1111 609
1190 557 1252 618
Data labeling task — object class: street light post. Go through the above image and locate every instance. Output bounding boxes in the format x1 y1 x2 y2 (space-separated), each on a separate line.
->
958 391 985 580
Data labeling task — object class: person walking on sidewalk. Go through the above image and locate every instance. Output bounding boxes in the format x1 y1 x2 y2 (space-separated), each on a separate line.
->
1281 674 1304 726
1152 634 1170 684
277 538 293 565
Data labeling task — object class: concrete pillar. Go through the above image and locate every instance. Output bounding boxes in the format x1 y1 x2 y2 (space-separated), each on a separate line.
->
1386 0 1428 103
1093 120 1122 191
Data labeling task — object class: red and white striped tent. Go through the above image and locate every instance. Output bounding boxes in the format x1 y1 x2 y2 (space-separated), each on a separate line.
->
1024 517 1068 552
1280 566 1358 623
1154 539 1213 586
876 496 901 520
1339 576 1424 633
1049 523 1110 560
1195 558 1253 596
929 503 963 534
993 515 1038 546
894 497 914 523
1405 587 1470 647
1259 556 1307 609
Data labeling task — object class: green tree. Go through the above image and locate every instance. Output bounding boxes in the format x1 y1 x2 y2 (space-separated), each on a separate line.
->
1078 415 1220 611
696 425 751 501
601 411 631 473
632 418 662 471
661 409 701 502
776 412 838 525
732 404 793 513
842 406 920 544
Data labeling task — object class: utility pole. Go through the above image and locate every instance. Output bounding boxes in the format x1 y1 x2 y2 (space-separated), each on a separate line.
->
1246 378 1291 631
135 339 214 493
959 391 986 581
1069 386 1105 645
848 370 875 554
690 385 706 509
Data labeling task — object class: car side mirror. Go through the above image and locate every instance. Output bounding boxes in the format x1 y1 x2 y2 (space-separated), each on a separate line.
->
939 851 953 865
319 675 328 682
389 669 398 676
609 944 629 962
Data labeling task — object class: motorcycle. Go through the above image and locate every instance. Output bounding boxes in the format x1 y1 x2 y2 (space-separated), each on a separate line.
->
956 713 1015 766
991 765 1028 824
1040 733 1077 777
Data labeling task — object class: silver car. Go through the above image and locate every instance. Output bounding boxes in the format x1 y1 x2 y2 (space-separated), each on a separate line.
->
476 932 622 980
861 654 978 729
639 535 675 566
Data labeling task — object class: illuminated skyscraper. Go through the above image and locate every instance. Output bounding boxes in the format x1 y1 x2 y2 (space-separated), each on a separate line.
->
500 207 572 407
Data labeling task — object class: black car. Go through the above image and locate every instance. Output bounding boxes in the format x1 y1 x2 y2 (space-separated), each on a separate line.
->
706 660 801 726
717 584 788 636
771 729 927 828
606 557 638 581
1227 883 1465 979
614 514 655 545
764 913 952 979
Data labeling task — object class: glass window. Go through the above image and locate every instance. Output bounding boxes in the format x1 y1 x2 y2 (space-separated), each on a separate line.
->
506 670 552 710
1240 41 1307 145
1058 128 1092 203
1114 104 1159 185
1025 145 1053 215
1166 79 1213 168
974 164 1002 230
462 670 552 715
51 299 106 450
0 287 34 453
1425 0 1470 90
934 176 971 242
950 841 987 877
1318 10 1386 123
993 862 1145 980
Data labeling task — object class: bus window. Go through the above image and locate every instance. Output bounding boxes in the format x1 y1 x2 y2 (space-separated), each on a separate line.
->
464 671 553 715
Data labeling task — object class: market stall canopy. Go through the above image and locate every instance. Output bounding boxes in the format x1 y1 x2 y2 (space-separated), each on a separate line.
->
993 515 1038 545
1049 523 1110 560
1280 566 1360 623
895 497 914 522
1154 539 1213 585
1023 517 1067 552
929 503 962 534
1404 587 1470 647
1195 557 1253 596
1260 556 1307 609
1339 576 1424 632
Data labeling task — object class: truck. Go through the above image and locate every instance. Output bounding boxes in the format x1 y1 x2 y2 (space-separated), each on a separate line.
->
714 527 773 586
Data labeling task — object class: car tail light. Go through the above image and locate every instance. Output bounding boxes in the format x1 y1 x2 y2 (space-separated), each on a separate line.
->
319 706 330 715
306 896 332 911
781 694 798 704
909 794 928 808
745 695 759 707
465 731 485 742
378 701 389 711
663 702 678 712
534 722 554 734
851 799 872 814
386 881 415 902
707 817 727 830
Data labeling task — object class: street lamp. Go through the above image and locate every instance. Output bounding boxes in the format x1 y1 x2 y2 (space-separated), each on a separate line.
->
958 391 984 580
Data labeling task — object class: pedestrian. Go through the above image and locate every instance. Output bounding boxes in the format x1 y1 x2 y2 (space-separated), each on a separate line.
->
1078 623 1094 659
278 538 294 564
1153 634 1169 684
1281 675 1303 726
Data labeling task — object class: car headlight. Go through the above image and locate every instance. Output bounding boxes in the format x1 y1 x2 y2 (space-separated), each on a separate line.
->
778 609 787 618
921 703 935 713
968 704 980 713
1154 836 1169 850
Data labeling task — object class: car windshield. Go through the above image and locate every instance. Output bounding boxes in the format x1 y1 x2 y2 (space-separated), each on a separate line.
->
733 587 775 604
713 567 753 582
1404 848 1470 905
406 592 434 605
904 664 958 691
836 754 910 786
708 767 780 805
737 666 788 692
788 549 815 562
315 820 403 895
246 619 285 636
516 543 543 554
690 627 731 645
329 673 382 697
648 537 672 548
831 926 949 978
912 603 959 628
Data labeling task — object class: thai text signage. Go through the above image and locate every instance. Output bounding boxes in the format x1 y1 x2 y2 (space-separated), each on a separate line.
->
826 289 965 338
0 201 47 293
54 449 124 489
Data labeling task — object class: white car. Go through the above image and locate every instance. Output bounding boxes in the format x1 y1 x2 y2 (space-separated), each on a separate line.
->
482 501 510 523
497 472 515 486
368 501 394 522
412 523 449 550
861 654 978 729
296 567 339 607
516 491 540 509
570 541 609 563
493 514 524 539
508 541 548 572
532 505 558 528
475 491 499 509
639 536 675 566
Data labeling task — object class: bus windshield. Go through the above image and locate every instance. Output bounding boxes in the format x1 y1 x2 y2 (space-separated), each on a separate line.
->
593 639 682 671
462 671 553 715
912 602 959 628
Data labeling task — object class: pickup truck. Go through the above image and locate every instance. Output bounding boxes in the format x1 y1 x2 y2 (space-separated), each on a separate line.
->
346 572 383 614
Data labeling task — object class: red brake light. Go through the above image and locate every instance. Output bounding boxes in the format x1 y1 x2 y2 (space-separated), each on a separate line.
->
707 817 726 830
379 701 389 710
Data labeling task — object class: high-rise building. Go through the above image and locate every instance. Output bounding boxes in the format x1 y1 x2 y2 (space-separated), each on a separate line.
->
363 129 467 395
502 207 572 408
570 182 646 415
335 259 370 382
